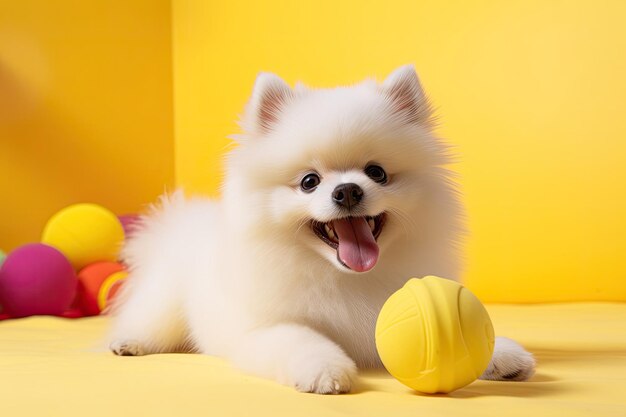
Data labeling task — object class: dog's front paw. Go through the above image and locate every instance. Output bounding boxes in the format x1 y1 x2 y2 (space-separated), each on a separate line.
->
480 337 536 381
289 352 357 394
110 339 145 356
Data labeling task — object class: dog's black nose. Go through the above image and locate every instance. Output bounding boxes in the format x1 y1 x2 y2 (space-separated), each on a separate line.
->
332 183 363 209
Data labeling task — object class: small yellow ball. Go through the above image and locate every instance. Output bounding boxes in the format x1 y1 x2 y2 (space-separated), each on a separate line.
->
41 204 124 270
375 276 495 394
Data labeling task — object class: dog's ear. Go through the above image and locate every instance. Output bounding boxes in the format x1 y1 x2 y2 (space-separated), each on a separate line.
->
382 65 433 126
245 72 294 135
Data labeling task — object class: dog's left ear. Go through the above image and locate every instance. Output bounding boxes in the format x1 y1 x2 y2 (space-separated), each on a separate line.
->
382 65 433 126
245 72 294 135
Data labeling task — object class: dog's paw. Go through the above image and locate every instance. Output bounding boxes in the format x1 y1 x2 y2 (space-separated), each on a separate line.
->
110 339 145 356
290 353 357 394
480 337 536 381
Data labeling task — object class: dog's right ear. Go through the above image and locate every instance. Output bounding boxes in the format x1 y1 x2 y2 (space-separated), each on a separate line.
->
244 72 294 135
382 65 433 127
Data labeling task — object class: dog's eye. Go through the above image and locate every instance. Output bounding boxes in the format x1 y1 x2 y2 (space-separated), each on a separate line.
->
301 173 321 192
365 165 387 184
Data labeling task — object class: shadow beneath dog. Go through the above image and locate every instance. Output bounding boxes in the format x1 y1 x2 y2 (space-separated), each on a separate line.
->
443 374 566 399
529 347 626 365
357 370 566 398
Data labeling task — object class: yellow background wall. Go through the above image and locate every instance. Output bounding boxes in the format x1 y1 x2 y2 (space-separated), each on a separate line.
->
172 0 626 303
0 1 175 251
2 1 624 303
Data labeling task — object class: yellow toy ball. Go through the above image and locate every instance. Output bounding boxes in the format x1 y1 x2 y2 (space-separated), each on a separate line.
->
375 276 495 394
42 204 125 270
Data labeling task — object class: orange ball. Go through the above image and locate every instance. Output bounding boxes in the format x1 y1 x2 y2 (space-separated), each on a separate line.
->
97 270 127 312
76 262 127 315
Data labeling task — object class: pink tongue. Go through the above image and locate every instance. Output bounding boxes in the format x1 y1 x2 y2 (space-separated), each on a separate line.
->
332 217 379 272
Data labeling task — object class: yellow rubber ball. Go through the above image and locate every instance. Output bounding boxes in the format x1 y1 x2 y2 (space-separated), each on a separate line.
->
375 276 495 394
42 204 125 270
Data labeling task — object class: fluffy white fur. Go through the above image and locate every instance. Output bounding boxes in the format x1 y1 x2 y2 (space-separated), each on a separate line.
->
109 65 535 393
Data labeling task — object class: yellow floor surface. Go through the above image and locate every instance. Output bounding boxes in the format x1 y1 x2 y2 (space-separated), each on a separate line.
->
1 303 625 417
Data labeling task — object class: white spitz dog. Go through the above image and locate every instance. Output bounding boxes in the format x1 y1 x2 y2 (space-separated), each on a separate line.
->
110 65 535 393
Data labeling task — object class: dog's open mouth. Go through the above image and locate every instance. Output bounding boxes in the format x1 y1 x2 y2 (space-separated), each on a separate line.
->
311 213 386 273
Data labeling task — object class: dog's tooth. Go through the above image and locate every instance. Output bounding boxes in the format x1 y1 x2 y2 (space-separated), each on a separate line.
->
368 218 375 231
324 224 331 235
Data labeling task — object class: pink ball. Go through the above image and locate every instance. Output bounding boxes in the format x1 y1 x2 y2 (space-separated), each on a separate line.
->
118 214 141 237
0 243 77 318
